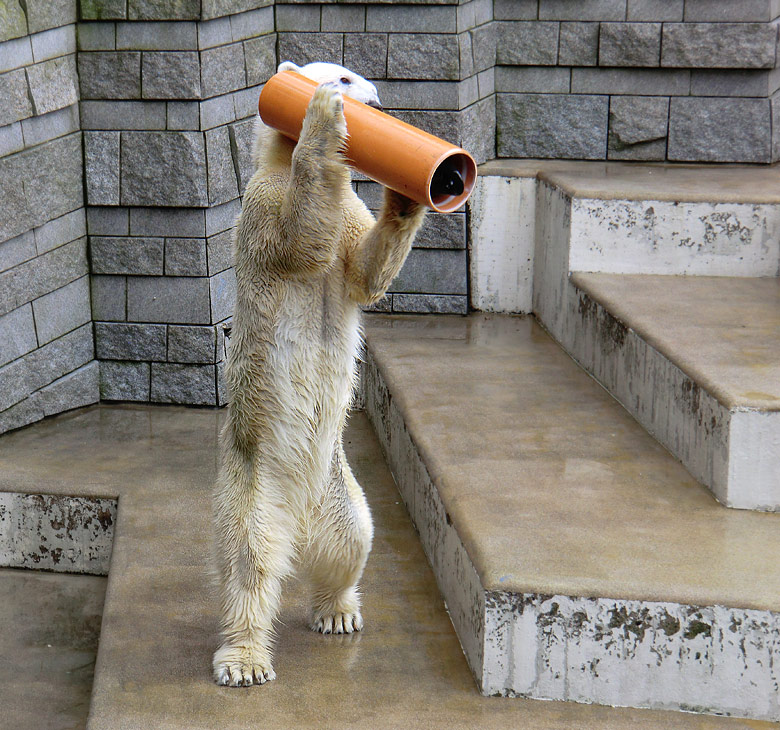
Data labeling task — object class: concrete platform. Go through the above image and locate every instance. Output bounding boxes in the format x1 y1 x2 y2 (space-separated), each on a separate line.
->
0 567 105 730
362 313 780 719
3 405 767 728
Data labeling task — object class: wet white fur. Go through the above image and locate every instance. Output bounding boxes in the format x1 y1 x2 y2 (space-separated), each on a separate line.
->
212 61 426 687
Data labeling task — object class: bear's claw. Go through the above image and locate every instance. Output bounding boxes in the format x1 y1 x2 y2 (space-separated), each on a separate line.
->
311 610 363 635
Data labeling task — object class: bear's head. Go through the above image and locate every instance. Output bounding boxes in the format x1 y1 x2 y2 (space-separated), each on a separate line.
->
277 61 382 110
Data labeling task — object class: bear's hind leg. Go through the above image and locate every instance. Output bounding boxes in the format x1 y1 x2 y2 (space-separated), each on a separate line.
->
213 441 298 685
305 444 373 635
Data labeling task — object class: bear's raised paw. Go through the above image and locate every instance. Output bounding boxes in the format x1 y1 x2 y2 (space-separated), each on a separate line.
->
300 83 348 157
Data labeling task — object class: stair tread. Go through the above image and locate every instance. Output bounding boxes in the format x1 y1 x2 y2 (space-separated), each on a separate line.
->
6 406 765 728
479 158 780 204
571 274 780 411
364 313 780 609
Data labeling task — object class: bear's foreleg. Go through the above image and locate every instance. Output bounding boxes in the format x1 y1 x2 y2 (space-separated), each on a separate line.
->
304 444 373 634
213 440 298 686
344 189 426 305
274 83 351 275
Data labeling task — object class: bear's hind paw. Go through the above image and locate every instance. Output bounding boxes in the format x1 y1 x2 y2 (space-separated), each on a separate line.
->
311 610 363 635
213 645 276 687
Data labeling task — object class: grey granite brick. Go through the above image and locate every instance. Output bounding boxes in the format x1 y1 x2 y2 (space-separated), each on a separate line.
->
343 33 387 79
168 324 216 363
117 21 198 50
201 43 247 98
26 55 79 116
367 5 456 33
165 237 208 276
0 0 27 42
493 0 537 20
38 361 99 417
0 157 33 243
495 66 571 93
31 26 77 63
0 395 44 433
373 80 459 111
322 5 365 31
167 100 200 129
206 126 239 205
198 16 232 49
127 275 211 323
0 35 33 73
0 304 37 367
227 118 254 193
389 249 467 295
496 22 559 65
91 236 165 275
414 213 466 250
278 32 343 67
355 181 383 210
151 362 216 404
772 90 780 162
668 96 771 162
80 0 127 20
32 275 91 345
91 275 126 321
599 22 661 67
27 323 94 393
497 93 609 159
95 321 167 360
470 22 497 72
230 7 274 41
608 95 668 160
477 67 495 98
20 133 84 229
100 360 150 401
206 229 234 274
684 0 777 21
217 359 228 404
21 104 80 146
82 100 166 129
275 4 321 32
558 22 599 66
210 268 236 322
127 0 200 21
459 31 474 78
85 131 120 206
393 294 467 314
34 209 87 255
458 0 493 31
691 69 780 97
459 73 479 108
361 295 392 314
628 0 683 21
232 83 263 120
572 67 690 95
129 207 205 237
461 95 496 164
0 238 87 317
540 0 627 20
0 69 33 126
662 23 777 69
203 0 273 21
205 198 240 236
0 356 33 411
77 23 116 51
244 34 276 86
393 110 460 142
0 121 23 157
121 131 208 207
0 231 35 274
142 51 201 99
387 34 459 81
78 51 141 98
88 207 129 236
26 0 76 33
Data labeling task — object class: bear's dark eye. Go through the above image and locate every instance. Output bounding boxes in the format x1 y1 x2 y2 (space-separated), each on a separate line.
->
340 76 351 85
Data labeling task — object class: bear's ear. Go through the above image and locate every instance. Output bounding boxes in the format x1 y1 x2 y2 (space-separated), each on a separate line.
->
277 61 301 74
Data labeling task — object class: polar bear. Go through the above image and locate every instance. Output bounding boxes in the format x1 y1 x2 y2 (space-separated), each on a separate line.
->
212 61 426 686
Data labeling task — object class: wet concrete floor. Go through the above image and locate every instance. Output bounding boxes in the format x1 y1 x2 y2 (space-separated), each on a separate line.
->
0 567 106 730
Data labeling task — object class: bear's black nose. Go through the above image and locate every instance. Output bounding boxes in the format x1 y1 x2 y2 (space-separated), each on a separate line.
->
367 100 383 111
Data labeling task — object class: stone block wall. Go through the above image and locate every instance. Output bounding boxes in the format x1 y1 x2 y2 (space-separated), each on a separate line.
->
495 0 780 162
0 1 98 434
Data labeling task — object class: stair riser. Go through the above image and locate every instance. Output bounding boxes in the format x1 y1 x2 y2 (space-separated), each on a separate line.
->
484 592 780 722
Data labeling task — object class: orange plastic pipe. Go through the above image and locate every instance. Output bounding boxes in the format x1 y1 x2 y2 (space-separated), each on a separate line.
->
258 70 477 214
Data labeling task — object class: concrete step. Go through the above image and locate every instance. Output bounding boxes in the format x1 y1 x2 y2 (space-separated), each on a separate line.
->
565 273 780 511
362 313 780 721
467 158 780 510
4 405 767 728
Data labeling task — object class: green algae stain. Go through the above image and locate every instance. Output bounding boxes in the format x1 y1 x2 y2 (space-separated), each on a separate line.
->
684 620 712 640
0 0 28 42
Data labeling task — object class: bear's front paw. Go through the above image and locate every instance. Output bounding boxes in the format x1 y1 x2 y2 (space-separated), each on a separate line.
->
301 83 348 157
311 610 363 635
213 644 276 687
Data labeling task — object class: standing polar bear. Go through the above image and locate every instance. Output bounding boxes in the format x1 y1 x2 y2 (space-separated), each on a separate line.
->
212 61 426 686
